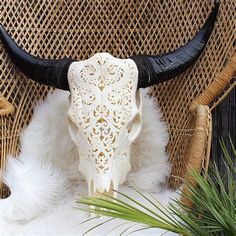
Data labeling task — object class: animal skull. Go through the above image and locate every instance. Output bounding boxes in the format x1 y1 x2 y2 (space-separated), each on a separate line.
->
67 53 142 194
0 1 218 196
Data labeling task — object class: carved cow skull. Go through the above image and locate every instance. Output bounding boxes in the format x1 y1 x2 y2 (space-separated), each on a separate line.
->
67 53 142 194
0 2 219 196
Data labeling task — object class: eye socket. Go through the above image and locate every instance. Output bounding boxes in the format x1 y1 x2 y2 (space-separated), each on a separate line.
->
67 115 89 148
67 115 77 130
67 115 78 137
68 94 71 102
127 112 142 143
127 113 140 134
127 122 132 134
67 116 80 146
127 90 142 142
135 89 141 108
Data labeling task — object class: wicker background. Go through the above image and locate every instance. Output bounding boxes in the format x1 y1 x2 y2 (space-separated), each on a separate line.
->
0 0 235 196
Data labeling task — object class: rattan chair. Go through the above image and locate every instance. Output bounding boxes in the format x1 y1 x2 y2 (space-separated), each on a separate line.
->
0 0 235 205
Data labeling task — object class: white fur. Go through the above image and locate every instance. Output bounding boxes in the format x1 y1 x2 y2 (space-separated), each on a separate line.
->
1 157 70 222
0 89 175 235
129 89 170 191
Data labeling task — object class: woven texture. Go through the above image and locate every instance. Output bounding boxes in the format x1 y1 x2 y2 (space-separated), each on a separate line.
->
0 0 235 197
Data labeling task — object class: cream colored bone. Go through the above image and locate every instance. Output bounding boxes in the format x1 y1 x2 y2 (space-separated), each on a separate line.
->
67 53 142 196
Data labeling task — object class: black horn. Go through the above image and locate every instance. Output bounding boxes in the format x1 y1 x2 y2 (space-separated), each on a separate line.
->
130 0 220 88
0 24 74 90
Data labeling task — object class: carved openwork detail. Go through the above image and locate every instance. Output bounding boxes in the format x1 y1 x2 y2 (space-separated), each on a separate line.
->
67 53 142 194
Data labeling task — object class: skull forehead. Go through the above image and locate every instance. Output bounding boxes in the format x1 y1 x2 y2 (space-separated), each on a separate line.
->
68 52 136 87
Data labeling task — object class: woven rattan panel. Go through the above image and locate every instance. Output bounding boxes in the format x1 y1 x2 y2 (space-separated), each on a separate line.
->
0 0 235 195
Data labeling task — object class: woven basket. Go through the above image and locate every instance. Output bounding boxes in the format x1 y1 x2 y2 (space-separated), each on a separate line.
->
0 0 235 204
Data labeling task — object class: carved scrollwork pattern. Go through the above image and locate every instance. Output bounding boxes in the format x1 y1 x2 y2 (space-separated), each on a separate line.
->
67 53 141 193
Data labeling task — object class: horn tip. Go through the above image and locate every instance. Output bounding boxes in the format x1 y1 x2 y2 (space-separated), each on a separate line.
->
214 0 220 6
213 0 220 13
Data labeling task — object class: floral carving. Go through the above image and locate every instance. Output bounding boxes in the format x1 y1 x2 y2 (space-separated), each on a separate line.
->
67 53 141 195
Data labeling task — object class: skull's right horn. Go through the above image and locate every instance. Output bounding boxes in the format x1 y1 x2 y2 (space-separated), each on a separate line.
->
0 24 74 90
130 0 220 88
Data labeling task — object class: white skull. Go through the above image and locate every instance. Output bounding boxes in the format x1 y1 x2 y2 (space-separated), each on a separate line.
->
67 53 142 196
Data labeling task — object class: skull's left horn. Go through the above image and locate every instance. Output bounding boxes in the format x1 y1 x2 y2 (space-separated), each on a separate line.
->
131 0 220 88
0 24 73 90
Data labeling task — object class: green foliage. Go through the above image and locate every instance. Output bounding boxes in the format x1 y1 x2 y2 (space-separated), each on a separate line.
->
78 138 236 235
